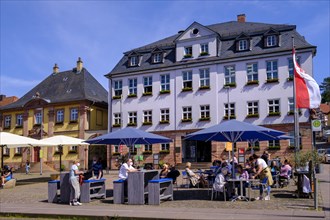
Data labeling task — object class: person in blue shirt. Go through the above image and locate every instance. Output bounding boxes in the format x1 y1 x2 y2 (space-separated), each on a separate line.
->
92 157 103 180
1 165 12 187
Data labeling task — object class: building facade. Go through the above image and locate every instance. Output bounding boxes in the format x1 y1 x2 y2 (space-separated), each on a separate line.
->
107 15 316 167
0 58 108 171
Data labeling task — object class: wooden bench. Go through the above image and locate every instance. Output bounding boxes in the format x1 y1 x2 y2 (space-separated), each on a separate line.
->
148 178 173 205
80 178 106 203
113 179 127 204
48 180 60 203
3 178 16 189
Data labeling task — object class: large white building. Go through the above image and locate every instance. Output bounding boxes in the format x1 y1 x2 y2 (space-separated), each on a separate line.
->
106 15 316 166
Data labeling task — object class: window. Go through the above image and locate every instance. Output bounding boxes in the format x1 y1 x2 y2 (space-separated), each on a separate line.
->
143 76 152 94
246 63 258 83
160 74 170 92
266 35 277 47
268 99 280 115
128 112 137 125
15 147 22 155
239 40 248 51
224 66 236 85
248 141 260 149
70 146 78 152
182 106 192 120
266 60 278 81
3 147 10 155
114 80 122 96
130 146 137 154
145 144 152 152
70 108 79 122
200 105 210 119
182 71 192 89
199 69 210 87
35 112 42 125
288 57 300 79
114 145 120 153
113 113 121 126
184 46 192 57
224 103 235 118
269 140 280 147
247 101 259 116
16 114 23 127
56 109 64 123
161 143 170 151
153 53 162 63
130 56 138 66
143 110 152 124
4 115 11 128
200 43 209 55
160 109 170 123
128 78 137 95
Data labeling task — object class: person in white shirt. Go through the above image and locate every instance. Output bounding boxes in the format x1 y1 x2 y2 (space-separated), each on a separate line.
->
118 158 136 180
249 154 273 201
69 160 84 206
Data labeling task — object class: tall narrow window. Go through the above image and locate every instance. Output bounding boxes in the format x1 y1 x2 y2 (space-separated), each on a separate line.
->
145 144 152 152
114 80 123 96
200 43 209 55
268 99 280 115
266 60 278 81
266 35 277 47
143 76 152 94
182 71 192 90
113 113 121 126
160 109 170 123
247 101 259 117
239 40 248 51
199 68 210 88
182 106 192 121
128 112 137 125
200 105 210 119
143 110 152 124
224 66 236 85
56 109 64 123
224 103 235 118
160 74 170 92
130 56 138 66
4 115 11 128
153 53 162 63
184 46 192 58
70 108 78 122
288 98 294 115
114 145 119 153
128 78 137 96
246 63 258 83
288 57 300 79
16 114 23 127
35 112 42 125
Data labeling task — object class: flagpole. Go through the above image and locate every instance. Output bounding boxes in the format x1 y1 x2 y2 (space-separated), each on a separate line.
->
292 37 300 167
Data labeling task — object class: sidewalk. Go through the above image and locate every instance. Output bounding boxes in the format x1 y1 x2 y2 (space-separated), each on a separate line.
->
0 165 329 220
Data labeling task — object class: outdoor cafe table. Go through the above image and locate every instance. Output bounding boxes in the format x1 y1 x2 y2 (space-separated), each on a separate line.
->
227 178 259 202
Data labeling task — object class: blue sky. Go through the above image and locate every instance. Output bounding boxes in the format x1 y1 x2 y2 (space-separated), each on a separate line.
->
1 0 329 98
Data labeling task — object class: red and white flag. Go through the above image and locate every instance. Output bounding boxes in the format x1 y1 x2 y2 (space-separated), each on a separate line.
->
293 49 321 109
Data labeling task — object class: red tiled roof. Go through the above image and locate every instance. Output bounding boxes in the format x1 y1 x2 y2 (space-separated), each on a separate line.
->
0 96 18 107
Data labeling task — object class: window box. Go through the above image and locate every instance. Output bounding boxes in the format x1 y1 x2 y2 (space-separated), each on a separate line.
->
287 110 302 116
159 150 170 154
14 153 22 156
129 152 137 155
68 150 78 154
112 152 120 156
181 87 193 92
142 151 153 155
183 54 193 59
247 146 260 151
34 123 41 126
266 78 279 83
3 154 10 157
268 146 281 150
127 123 137 127
199 52 209 56
142 122 152 126
268 112 281 117
159 120 169 124
199 117 210 121
286 77 294 82
127 94 137 98
69 120 78 124
159 90 170 94
246 80 259 86
288 145 303 150
112 124 121 128
181 118 192 123
112 95 122 100
3 127 10 130
223 115 236 120
199 85 210 90
224 82 236 88
55 122 64 125
246 113 259 118
142 92 152 96
15 125 23 128
54 151 62 155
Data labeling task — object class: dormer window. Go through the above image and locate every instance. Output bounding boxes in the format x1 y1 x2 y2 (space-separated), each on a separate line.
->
200 43 209 56
153 53 162 63
130 56 138 66
266 35 277 47
184 46 193 58
238 40 248 51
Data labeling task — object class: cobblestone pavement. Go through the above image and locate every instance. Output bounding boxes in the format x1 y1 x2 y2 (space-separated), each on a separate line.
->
0 164 328 219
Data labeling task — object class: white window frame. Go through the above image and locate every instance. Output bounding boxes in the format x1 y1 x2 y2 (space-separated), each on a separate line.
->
266 35 277 47
224 65 236 84
128 111 137 124
199 68 210 87
145 144 152 152
224 103 235 117
239 39 248 51
184 46 192 56
288 57 300 79
288 97 294 112
160 109 170 122
143 76 152 93
16 114 23 126
268 99 280 114
143 110 152 123
182 71 192 89
113 113 121 125
70 108 79 121
266 60 278 80
161 143 170 151
128 78 137 95
200 105 210 118
35 112 42 125
70 146 78 152
56 109 64 123
3 147 10 155
153 53 162 63
200 43 209 54
15 147 22 155
246 63 258 82
182 106 192 120
269 140 280 147
130 56 138 66
247 101 259 115
160 74 170 91
4 115 11 128
114 145 119 153
114 80 123 96
130 146 137 154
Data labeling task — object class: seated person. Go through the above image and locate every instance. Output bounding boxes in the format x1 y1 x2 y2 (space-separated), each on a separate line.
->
118 158 137 180
166 165 180 183
160 164 169 178
270 160 279 174
213 167 233 199
185 162 207 188
279 159 292 183
236 164 249 196
92 157 103 180
213 160 222 176
1 165 12 187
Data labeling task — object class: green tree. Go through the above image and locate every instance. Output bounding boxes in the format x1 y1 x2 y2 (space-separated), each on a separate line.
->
320 77 330 103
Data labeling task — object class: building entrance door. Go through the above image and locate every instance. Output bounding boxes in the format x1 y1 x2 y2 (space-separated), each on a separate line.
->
182 138 211 162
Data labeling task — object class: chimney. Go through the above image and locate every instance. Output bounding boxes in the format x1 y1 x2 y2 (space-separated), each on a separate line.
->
77 57 83 72
53 63 59 74
237 14 246 23
0 94 6 101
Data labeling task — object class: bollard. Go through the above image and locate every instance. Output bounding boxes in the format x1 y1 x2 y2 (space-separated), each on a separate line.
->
314 176 318 210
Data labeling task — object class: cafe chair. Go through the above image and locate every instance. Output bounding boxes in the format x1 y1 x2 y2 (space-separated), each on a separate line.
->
248 177 268 200
181 171 190 188
211 184 226 201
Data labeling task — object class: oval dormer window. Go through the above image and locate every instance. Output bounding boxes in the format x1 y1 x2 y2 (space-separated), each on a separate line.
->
192 28 199 35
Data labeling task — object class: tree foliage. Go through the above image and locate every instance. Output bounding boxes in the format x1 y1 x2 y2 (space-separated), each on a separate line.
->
320 77 330 103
